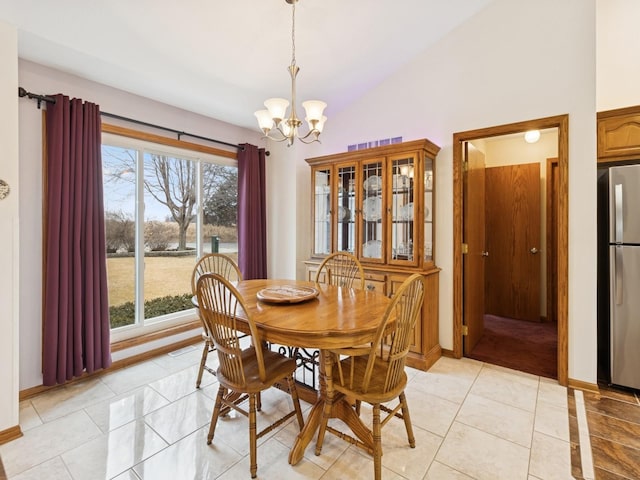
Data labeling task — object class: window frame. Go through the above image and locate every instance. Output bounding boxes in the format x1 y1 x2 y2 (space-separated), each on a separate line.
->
101 125 238 343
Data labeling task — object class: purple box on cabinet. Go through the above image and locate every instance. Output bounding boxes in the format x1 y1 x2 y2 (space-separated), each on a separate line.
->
391 136 403 144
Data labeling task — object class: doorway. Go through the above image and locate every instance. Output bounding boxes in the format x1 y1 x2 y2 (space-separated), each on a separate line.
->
452 115 569 386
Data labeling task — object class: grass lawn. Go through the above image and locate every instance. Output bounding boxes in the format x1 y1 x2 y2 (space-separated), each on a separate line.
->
106 252 240 306
106 255 194 306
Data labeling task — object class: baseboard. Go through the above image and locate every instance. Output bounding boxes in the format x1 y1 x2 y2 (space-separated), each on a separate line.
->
0 425 22 445
441 348 456 358
568 378 600 394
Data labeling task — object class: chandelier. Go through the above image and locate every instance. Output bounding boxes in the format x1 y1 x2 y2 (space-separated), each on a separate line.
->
254 0 327 146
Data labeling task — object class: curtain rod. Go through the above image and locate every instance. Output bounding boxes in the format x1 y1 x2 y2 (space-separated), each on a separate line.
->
17 87 270 154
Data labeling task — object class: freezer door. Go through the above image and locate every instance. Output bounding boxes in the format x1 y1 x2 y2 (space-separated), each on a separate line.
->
610 245 640 389
610 165 640 244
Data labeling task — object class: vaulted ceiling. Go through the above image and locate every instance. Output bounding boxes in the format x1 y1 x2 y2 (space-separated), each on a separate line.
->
1 0 494 130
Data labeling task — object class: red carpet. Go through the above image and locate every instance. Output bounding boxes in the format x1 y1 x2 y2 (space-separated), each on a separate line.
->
467 314 557 379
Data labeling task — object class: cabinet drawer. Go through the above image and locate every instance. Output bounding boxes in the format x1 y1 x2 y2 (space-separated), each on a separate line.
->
364 272 386 295
307 267 320 283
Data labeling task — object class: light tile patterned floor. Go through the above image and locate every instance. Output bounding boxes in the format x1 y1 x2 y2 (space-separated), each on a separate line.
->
0 346 573 479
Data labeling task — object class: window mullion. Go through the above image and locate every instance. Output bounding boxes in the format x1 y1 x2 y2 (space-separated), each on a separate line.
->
135 148 145 325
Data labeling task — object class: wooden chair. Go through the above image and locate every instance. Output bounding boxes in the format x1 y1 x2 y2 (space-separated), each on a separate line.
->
314 273 425 480
191 253 243 388
314 251 365 289
196 273 305 479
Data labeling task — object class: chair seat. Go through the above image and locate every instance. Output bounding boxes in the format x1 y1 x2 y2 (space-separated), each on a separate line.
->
217 347 298 394
333 355 408 404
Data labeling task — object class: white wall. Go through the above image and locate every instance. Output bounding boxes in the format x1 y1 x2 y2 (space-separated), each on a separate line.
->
596 0 640 111
17 60 264 390
273 0 598 383
0 20 20 432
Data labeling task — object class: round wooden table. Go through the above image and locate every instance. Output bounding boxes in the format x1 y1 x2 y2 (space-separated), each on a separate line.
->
228 279 391 465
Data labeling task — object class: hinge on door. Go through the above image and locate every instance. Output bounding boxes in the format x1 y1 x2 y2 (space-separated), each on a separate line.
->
462 243 469 254
463 160 469 172
462 325 469 336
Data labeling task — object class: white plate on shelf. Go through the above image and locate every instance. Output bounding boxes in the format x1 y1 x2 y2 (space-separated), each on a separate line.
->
337 206 351 222
363 197 382 221
362 239 382 258
363 175 382 192
392 174 409 190
400 202 414 221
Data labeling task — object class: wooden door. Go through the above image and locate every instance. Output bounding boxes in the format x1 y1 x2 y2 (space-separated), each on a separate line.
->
485 163 541 321
463 143 486 353
546 158 558 322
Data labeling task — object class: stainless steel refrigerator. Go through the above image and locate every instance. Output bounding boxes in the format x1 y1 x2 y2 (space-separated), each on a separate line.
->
609 164 640 389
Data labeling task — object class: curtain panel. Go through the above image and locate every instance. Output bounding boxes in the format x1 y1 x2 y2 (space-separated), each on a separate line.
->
237 144 267 279
43 94 111 386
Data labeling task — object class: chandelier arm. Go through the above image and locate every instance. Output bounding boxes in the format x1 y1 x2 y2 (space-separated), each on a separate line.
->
297 128 320 142
297 135 321 145
262 133 292 143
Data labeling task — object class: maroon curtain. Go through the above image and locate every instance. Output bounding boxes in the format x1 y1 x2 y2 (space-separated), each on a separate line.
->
237 143 267 279
43 94 111 386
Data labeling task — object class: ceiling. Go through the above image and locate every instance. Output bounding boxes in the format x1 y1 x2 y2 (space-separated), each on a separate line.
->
1 0 494 131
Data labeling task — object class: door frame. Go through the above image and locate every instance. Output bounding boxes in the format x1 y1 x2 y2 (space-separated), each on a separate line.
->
452 114 569 385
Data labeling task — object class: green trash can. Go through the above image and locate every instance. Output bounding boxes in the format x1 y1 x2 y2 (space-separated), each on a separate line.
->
211 236 219 253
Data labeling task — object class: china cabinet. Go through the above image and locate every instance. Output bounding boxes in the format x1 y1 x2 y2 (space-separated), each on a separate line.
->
305 139 441 370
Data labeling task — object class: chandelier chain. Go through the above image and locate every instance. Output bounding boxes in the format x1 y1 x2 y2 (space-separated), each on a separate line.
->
291 1 296 66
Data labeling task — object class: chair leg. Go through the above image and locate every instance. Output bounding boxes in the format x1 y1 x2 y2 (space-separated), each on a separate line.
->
399 392 416 448
287 374 305 430
207 386 226 444
196 339 211 388
249 394 258 478
372 404 382 480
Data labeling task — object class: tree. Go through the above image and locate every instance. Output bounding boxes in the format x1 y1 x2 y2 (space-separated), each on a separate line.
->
144 154 196 250
102 146 237 251
202 164 238 227
104 210 135 252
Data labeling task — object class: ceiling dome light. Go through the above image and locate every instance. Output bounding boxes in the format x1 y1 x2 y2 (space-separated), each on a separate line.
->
524 130 541 143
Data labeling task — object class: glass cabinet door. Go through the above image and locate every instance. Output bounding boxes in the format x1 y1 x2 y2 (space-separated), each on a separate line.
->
424 157 434 264
312 167 331 256
336 164 357 254
360 158 385 262
389 153 419 266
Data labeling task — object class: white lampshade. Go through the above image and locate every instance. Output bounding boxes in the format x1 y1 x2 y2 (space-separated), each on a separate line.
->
307 115 327 133
254 110 274 131
302 100 327 122
264 98 289 122
524 130 541 143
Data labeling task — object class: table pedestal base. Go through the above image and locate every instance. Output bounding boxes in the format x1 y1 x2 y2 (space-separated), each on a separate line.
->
288 394 374 464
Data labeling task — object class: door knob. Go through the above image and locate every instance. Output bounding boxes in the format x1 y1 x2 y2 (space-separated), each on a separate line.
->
530 247 539 254
481 251 489 257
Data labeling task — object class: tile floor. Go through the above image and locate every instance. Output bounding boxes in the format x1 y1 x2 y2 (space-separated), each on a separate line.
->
0 346 575 479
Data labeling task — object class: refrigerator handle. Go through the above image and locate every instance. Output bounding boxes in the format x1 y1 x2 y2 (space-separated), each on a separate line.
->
614 183 623 244
615 245 623 305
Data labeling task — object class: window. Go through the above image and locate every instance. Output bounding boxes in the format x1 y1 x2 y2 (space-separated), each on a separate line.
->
101 132 238 340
